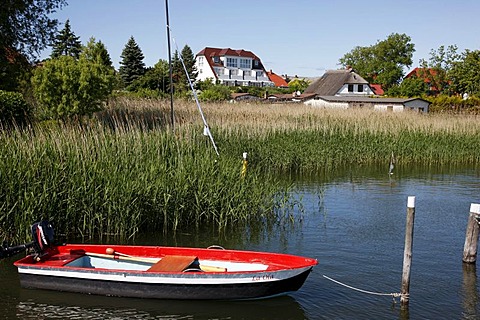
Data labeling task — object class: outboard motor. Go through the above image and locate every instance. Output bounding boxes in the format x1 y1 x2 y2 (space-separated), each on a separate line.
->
31 221 54 259
0 221 54 260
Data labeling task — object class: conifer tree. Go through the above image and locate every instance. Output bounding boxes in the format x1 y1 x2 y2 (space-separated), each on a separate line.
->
51 19 82 59
82 37 113 68
119 36 145 88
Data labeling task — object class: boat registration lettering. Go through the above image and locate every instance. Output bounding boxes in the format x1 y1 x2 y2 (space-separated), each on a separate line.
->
252 274 274 281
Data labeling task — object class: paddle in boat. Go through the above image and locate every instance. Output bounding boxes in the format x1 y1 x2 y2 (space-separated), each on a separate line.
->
1 221 318 300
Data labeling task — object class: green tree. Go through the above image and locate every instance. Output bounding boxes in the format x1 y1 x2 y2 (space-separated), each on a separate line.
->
180 45 197 89
449 50 480 97
288 78 310 93
119 36 145 88
387 77 428 97
129 59 170 93
32 55 114 119
0 0 66 90
339 33 415 90
51 19 82 59
419 45 461 95
82 37 113 68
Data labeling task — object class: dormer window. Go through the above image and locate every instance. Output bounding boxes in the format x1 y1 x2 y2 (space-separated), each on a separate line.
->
213 56 220 63
348 84 354 92
358 84 363 92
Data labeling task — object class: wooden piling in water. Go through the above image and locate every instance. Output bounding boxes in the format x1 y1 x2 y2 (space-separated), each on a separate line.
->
463 203 480 264
401 196 416 307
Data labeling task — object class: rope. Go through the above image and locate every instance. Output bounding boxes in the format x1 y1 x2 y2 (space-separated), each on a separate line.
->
323 275 403 298
167 25 220 156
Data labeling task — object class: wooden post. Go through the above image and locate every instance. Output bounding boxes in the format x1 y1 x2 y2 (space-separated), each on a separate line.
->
401 196 416 307
463 203 480 263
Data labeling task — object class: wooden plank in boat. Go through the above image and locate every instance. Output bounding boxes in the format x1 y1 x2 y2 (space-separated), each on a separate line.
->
147 255 198 272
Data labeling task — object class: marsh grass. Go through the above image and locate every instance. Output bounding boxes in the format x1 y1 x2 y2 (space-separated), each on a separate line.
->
1 97 479 242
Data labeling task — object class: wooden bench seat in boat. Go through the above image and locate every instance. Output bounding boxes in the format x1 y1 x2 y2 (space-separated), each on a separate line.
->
147 255 198 272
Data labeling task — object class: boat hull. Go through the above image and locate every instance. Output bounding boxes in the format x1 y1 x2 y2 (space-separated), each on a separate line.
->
18 268 312 300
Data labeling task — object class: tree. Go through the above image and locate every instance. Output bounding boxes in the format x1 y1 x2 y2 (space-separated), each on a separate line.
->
51 19 82 59
419 45 461 95
119 36 145 88
82 37 113 68
449 50 480 97
288 78 310 93
32 55 114 119
339 33 415 90
129 59 170 93
1 0 66 90
387 77 428 97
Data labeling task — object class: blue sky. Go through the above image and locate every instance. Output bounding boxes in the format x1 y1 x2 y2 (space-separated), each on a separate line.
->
42 0 480 77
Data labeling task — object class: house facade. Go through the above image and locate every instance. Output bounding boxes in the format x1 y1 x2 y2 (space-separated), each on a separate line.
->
195 47 274 87
304 96 430 113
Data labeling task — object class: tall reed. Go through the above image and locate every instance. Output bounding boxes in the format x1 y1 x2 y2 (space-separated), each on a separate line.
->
0 120 286 242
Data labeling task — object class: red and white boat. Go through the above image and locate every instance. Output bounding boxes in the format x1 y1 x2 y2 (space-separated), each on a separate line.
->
4 222 318 300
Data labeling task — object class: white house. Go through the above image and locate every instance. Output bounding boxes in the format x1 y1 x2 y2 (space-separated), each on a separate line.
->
304 68 375 97
304 96 430 113
195 47 274 87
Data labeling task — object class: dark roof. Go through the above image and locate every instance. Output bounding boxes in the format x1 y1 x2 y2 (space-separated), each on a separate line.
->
304 69 369 95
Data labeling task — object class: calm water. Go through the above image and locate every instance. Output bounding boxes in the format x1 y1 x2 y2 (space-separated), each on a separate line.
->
1 166 479 319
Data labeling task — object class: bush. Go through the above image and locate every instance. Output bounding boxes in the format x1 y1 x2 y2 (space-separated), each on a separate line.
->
199 85 232 102
0 90 32 127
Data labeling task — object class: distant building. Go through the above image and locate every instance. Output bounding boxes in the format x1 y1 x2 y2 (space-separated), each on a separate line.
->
266 70 289 88
195 47 274 87
303 68 430 113
304 68 375 96
305 96 430 113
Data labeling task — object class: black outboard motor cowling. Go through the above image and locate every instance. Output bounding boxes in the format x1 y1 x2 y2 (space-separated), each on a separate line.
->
31 221 54 255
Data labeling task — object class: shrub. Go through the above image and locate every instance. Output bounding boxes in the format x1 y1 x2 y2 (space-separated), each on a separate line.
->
0 90 32 127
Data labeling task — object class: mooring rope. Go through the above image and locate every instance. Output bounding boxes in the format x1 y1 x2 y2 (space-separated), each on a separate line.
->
323 275 403 298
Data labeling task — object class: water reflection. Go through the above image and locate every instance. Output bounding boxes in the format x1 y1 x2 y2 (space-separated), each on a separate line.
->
17 289 306 320
462 263 479 319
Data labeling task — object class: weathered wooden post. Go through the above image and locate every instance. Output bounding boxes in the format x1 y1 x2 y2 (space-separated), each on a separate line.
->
463 203 480 263
401 196 416 308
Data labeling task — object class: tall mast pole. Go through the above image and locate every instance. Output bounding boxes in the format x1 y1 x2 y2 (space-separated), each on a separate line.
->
165 0 174 130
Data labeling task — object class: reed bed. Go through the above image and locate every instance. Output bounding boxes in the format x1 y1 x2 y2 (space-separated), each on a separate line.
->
0 121 288 242
103 97 480 170
1 97 479 242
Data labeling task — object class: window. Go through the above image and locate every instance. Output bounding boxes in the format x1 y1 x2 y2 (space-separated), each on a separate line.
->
240 58 251 69
230 69 238 76
256 71 263 77
215 68 223 76
348 84 354 92
244 70 251 77
253 60 259 68
226 58 237 68
198 56 204 67
213 56 220 63
358 84 363 92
